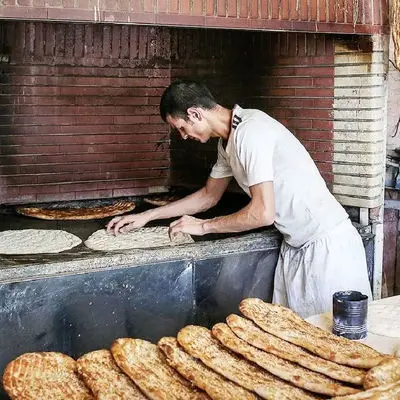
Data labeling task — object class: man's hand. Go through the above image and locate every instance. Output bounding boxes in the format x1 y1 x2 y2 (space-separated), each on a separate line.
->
168 215 208 239
106 212 150 235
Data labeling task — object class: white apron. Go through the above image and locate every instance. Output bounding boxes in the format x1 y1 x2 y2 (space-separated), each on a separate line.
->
272 219 372 318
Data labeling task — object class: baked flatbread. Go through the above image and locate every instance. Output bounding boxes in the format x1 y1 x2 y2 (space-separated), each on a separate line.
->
363 357 400 389
177 325 319 400
17 200 135 220
331 381 400 399
240 298 384 369
3 352 93 400
226 314 365 385
0 229 82 254
84 226 194 251
212 322 359 397
143 194 181 207
76 349 146 399
158 337 257 400
110 338 209 400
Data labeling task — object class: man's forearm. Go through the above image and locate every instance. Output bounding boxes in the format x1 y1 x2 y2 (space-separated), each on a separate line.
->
145 188 216 222
202 203 273 234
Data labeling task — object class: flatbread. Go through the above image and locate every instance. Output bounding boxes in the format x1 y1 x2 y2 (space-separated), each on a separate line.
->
3 352 94 400
239 298 385 369
110 338 209 400
143 194 181 207
331 381 400 400
177 325 319 400
226 314 365 385
212 322 359 397
367 304 400 338
0 229 82 254
363 357 400 389
16 200 135 220
84 226 194 251
158 337 258 400
76 349 146 399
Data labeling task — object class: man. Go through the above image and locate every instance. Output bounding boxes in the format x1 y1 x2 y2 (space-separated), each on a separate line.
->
107 80 372 318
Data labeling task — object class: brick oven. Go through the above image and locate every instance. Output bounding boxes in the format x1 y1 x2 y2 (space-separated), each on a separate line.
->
0 1 390 397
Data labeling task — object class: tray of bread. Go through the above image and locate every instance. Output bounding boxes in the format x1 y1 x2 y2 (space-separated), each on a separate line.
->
3 298 399 399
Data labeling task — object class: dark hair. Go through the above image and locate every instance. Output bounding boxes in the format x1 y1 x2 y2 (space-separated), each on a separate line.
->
159 80 217 122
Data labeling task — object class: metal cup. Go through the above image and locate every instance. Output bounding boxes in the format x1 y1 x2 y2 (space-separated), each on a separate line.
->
332 290 368 340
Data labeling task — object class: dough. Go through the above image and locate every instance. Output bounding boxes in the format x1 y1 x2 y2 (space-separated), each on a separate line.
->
0 229 82 255
84 226 194 251
368 304 400 338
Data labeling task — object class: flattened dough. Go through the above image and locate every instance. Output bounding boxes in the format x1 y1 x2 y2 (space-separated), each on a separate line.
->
85 227 194 251
0 229 82 255
367 304 400 338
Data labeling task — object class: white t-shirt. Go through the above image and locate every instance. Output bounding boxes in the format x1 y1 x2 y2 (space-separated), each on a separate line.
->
210 105 348 247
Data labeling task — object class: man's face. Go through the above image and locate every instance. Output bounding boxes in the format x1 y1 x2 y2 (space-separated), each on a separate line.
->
166 109 210 143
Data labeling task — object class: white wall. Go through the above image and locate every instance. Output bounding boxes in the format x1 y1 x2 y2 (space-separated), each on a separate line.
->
387 38 400 152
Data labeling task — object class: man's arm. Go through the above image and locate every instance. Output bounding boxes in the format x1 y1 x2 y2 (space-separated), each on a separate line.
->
168 181 275 236
107 176 231 235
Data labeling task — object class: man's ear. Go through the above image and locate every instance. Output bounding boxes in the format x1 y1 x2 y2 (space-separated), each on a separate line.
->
187 107 202 122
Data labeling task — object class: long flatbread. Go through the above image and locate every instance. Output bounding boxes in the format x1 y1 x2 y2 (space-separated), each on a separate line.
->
331 381 400 399
158 337 257 400
239 298 384 369
143 194 181 207
76 349 146 399
363 357 400 389
212 323 359 397
3 352 94 400
110 338 209 400
226 314 365 385
177 325 320 400
17 200 136 220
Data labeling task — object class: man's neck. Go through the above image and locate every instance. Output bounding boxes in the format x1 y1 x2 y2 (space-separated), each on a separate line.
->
207 105 232 141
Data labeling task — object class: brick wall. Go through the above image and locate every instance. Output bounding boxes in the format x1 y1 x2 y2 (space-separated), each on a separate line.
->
170 31 335 188
0 22 171 204
0 0 389 35
333 35 388 208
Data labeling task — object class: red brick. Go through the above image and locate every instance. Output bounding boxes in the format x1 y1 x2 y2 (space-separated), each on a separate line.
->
313 77 333 87
143 0 154 12
17 0 32 5
318 0 327 22
295 87 332 97
302 140 316 151
289 0 299 19
315 141 333 152
179 0 189 13
279 0 289 19
271 0 279 18
373 0 381 25
239 0 248 17
312 119 333 129
260 0 269 18
206 0 215 15
363 0 373 24
309 0 317 20
249 0 258 17
47 8 94 20
295 129 333 140
346 0 354 23
156 0 168 12
169 0 179 13
192 0 203 15
217 0 226 16
300 0 308 20
311 151 332 162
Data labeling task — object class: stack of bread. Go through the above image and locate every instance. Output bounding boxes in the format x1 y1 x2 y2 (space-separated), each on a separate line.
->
3 298 400 399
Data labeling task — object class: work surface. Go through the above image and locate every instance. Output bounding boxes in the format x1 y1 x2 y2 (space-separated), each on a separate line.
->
307 295 400 355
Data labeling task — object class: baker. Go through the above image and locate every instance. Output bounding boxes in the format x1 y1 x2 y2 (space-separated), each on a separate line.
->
107 79 372 318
